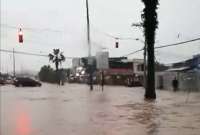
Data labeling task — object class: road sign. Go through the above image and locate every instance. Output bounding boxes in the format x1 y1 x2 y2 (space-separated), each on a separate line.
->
96 51 109 69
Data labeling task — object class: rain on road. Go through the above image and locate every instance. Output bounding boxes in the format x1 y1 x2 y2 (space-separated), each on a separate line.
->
1 83 200 135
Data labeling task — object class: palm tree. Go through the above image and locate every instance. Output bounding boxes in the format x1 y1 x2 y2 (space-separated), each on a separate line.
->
141 0 159 99
48 49 65 71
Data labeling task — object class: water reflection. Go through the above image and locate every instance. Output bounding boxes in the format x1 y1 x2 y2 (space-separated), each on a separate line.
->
15 108 31 135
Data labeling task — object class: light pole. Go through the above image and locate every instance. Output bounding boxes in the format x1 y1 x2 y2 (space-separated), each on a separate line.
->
131 23 147 89
132 23 147 89
86 0 91 57
135 38 147 89
86 0 93 90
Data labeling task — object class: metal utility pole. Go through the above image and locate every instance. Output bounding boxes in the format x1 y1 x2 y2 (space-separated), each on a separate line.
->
86 0 93 90
86 0 91 57
13 48 16 77
137 39 147 90
132 23 147 90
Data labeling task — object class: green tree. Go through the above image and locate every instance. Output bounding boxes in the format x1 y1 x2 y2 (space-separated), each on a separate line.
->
48 49 66 71
141 0 159 99
38 65 56 83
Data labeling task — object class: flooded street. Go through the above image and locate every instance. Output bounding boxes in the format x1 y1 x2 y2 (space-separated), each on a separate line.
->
1 83 200 135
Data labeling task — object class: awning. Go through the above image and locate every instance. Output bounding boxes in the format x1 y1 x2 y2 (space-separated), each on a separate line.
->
167 67 190 72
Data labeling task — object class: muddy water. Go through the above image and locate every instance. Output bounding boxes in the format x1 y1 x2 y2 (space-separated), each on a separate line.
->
0 83 200 135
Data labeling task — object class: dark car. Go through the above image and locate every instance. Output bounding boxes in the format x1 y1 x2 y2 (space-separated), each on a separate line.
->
0 78 5 85
14 77 42 87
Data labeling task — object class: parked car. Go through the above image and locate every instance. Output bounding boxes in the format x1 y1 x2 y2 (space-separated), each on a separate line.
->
0 78 5 85
14 77 42 87
5 78 14 84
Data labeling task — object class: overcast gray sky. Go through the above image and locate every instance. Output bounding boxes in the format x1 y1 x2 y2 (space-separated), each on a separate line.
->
1 0 200 73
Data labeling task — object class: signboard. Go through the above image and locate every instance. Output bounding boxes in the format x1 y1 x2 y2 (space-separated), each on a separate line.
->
88 57 94 65
72 58 80 68
96 51 109 69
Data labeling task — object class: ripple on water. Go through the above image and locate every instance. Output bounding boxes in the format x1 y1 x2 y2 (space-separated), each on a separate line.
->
23 97 56 101
115 102 162 135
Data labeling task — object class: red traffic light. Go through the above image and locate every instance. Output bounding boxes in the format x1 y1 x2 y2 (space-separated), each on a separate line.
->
115 41 119 48
18 28 23 43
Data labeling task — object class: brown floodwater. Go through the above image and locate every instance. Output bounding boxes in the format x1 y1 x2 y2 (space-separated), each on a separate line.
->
0 83 200 135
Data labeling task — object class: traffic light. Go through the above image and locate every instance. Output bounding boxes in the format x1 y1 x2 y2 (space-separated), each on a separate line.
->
18 28 23 43
115 38 119 48
115 41 119 48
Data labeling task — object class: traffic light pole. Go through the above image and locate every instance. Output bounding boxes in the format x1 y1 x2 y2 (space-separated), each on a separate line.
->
86 0 93 90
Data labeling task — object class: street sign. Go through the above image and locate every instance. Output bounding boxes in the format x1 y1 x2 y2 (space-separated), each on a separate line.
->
72 58 80 68
96 51 109 69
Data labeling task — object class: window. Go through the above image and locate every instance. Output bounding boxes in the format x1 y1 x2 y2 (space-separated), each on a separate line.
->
137 64 144 71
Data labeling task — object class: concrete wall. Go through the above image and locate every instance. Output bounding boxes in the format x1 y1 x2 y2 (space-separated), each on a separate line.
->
156 71 200 91
158 72 178 90
179 71 200 91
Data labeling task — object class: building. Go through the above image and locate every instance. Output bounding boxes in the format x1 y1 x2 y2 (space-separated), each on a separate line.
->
156 54 200 91
70 56 145 86
99 57 144 86
70 57 96 83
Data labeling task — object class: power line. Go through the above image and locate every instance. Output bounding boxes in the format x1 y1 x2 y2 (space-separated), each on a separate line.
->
123 48 144 57
155 37 200 49
1 24 64 33
0 49 76 59
122 37 200 57
90 24 139 41
0 49 48 57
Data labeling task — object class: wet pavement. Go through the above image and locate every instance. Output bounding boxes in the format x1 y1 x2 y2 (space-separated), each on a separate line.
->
1 83 200 135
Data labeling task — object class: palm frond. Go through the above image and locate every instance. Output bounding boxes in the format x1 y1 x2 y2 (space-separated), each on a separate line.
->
60 53 66 61
48 53 54 61
49 49 65 70
53 49 60 55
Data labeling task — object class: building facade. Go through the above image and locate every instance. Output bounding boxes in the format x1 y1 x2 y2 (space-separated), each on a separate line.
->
156 54 200 91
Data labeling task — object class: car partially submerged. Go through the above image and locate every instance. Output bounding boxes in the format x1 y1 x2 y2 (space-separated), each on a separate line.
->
14 77 42 87
0 78 5 85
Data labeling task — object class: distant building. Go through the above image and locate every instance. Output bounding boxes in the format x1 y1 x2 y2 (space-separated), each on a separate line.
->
72 58 83 68
96 51 109 70
99 57 144 86
132 59 144 75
